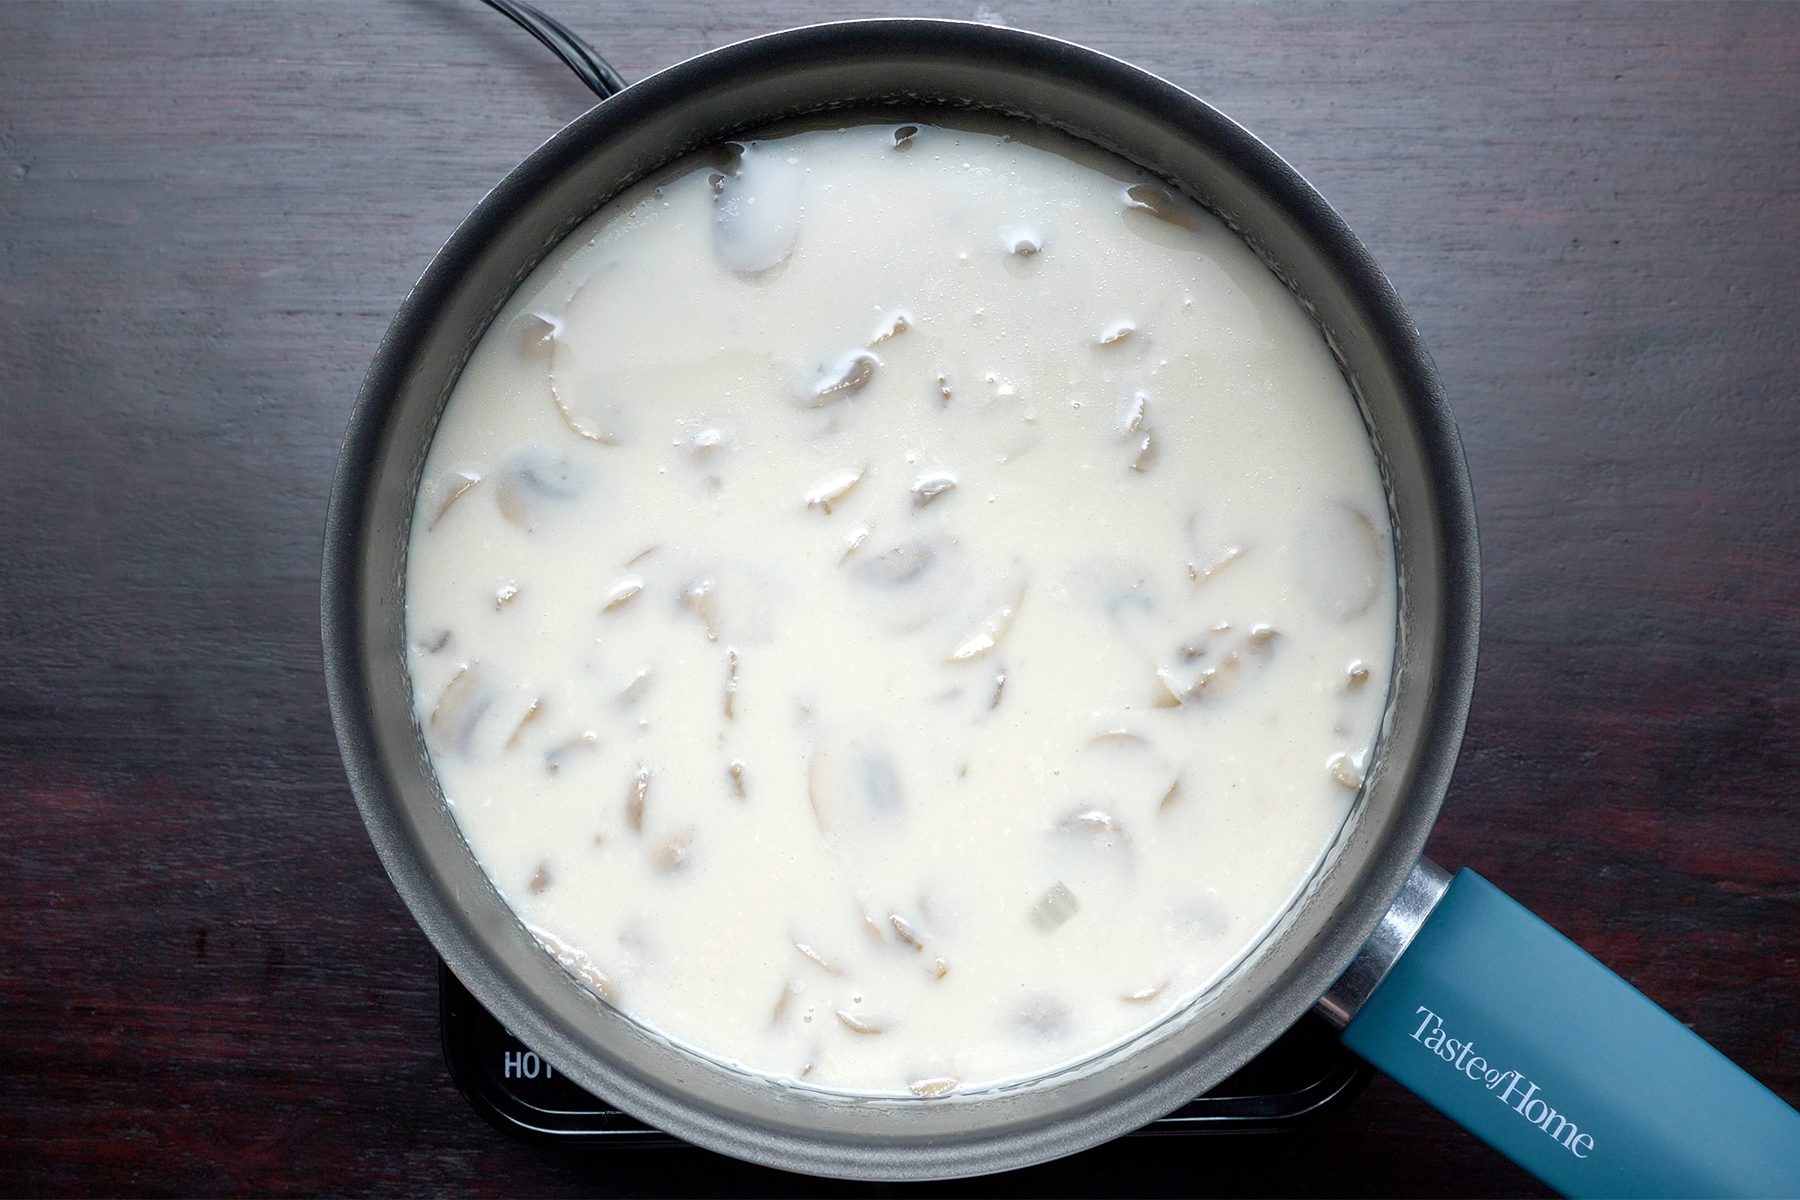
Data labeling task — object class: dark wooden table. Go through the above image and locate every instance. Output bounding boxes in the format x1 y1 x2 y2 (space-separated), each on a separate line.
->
3 2 1796 1195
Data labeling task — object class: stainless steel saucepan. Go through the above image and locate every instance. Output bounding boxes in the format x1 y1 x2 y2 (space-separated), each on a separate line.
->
322 20 1799 1192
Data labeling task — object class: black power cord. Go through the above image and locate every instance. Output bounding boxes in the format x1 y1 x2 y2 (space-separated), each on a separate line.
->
480 0 627 100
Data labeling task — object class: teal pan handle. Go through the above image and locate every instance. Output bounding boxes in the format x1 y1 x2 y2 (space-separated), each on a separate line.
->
1341 868 1800 1198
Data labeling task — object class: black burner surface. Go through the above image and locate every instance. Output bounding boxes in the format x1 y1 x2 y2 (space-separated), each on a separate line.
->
440 962 1370 1145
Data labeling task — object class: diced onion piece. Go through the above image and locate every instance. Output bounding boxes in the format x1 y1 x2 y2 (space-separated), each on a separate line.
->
1031 882 1081 932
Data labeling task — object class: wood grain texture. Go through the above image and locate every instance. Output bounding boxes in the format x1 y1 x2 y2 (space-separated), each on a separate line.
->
1 1 1795 1194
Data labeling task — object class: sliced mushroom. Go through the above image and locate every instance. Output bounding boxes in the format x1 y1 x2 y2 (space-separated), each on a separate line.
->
838 522 874 565
1298 505 1386 621
494 449 585 531
712 142 804 278
651 830 693 872
1118 390 1148 435
1121 182 1192 228
909 1077 957 1098
603 577 644 612
836 1010 884 1035
679 579 721 641
804 465 867 514
855 540 937 588
505 699 544 749
947 579 1027 662
910 468 959 508
859 910 887 946
802 351 879 408
427 469 482 529
869 310 911 345
793 940 842 976
860 752 904 818
1130 430 1158 473
626 763 650 831
1192 545 1246 587
1158 774 1185 813
414 629 452 655
684 421 736 459
429 666 491 756
618 667 652 708
1097 320 1136 347
1056 809 1128 846
889 913 925 951
545 731 600 775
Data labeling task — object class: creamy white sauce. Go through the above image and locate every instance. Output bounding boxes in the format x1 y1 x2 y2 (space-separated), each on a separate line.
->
405 118 1395 1097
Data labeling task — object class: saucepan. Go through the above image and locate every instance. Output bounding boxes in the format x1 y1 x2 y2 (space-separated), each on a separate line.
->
320 18 1800 1192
